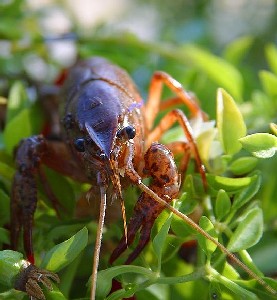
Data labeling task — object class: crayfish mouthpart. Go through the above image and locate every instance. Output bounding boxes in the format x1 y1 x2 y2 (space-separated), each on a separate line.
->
14 264 60 300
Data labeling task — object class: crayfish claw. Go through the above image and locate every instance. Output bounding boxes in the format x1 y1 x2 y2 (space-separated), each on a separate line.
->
14 264 60 300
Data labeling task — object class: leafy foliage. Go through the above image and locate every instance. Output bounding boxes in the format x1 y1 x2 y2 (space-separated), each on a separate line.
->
0 1 277 299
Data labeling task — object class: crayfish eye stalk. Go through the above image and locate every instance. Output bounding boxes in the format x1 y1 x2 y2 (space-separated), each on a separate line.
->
74 138 85 152
116 125 136 141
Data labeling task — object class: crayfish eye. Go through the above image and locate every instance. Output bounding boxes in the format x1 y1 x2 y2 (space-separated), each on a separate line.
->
117 125 136 140
74 138 85 152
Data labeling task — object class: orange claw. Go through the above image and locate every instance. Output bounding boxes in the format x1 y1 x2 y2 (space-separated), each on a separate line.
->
110 142 180 264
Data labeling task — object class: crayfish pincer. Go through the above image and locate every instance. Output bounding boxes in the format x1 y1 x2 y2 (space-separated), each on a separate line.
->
109 142 180 265
10 56 210 299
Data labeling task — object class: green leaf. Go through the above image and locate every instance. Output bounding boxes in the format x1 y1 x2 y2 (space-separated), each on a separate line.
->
270 123 277 136
223 36 253 65
197 216 218 257
229 157 258 175
6 81 28 122
42 283 67 300
215 190 231 221
207 174 252 192
0 228 9 244
41 227 88 272
0 189 10 225
3 103 44 155
232 174 261 211
171 214 196 238
239 133 277 158
3 108 32 154
235 278 277 300
210 268 259 299
153 213 173 267
0 161 15 181
95 265 153 298
217 88 246 155
42 167 76 218
0 250 25 287
182 45 243 100
259 70 277 98
227 207 263 252
265 43 277 75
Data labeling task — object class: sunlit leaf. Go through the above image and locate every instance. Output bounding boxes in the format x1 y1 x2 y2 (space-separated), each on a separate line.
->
153 214 173 266
270 123 277 135
228 207 263 252
265 43 277 75
217 89 246 156
3 108 32 154
182 45 243 100
197 216 218 257
232 174 261 211
259 71 277 98
215 189 231 221
223 36 253 65
239 133 277 158
235 278 277 300
6 81 28 122
95 265 153 298
0 250 24 287
42 283 67 300
207 174 252 192
229 157 258 175
41 227 88 272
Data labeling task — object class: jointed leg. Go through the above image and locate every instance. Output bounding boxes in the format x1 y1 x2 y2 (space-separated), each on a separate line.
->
125 222 153 265
145 71 206 131
109 213 143 264
11 136 47 264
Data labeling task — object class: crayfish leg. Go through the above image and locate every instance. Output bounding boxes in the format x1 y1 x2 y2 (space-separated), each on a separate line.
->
109 211 144 264
145 71 207 131
11 136 47 263
111 143 180 265
124 221 153 265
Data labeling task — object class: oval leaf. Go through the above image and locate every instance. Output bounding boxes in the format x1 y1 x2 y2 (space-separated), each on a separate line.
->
229 157 258 175
197 216 218 257
6 81 28 122
182 45 243 100
239 133 277 158
232 174 261 211
265 43 277 75
0 250 24 287
227 207 263 252
215 189 231 221
207 174 252 192
153 214 173 264
259 70 277 97
217 89 246 156
223 36 253 65
270 123 277 136
95 265 153 298
41 227 88 272
0 189 10 226
3 108 32 154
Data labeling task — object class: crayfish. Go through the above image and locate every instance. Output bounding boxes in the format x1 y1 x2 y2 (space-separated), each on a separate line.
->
10 57 275 299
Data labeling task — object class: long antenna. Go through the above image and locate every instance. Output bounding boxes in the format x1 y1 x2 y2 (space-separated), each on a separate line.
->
90 186 107 299
138 181 277 296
